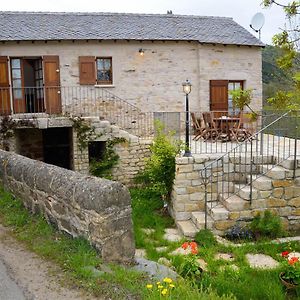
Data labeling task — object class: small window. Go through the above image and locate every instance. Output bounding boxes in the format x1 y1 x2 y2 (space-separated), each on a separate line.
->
96 57 112 85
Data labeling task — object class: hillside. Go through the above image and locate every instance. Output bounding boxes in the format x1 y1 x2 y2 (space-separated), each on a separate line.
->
262 45 299 105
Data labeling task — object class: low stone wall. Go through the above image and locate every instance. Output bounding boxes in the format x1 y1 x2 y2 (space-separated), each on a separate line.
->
71 117 152 185
171 155 300 234
0 150 135 263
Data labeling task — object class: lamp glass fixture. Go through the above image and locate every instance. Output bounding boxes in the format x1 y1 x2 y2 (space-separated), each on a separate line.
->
139 48 145 56
182 80 192 95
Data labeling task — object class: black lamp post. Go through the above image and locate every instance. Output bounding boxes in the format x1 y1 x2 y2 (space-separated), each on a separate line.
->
182 79 192 157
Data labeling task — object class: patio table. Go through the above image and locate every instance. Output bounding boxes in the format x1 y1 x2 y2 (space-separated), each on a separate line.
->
213 116 240 141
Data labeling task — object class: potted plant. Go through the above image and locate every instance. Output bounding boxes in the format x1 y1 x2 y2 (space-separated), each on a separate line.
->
280 251 300 289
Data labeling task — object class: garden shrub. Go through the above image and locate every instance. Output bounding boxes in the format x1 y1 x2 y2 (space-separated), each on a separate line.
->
250 210 286 239
225 224 254 241
135 122 182 199
194 229 217 248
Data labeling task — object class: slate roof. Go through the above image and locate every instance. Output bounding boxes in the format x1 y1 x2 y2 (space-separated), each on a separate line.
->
0 11 264 46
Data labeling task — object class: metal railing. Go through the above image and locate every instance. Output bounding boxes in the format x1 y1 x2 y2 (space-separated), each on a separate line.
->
0 86 156 137
199 110 299 228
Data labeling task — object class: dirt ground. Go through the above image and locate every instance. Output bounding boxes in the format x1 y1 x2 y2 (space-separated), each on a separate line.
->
0 224 98 300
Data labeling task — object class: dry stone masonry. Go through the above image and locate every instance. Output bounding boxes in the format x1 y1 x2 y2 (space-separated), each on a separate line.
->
0 150 135 263
171 155 300 237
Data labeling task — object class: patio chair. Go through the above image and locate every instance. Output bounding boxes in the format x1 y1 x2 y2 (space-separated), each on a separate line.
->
191 112 207 141
202 112 221 141
230 112 255 142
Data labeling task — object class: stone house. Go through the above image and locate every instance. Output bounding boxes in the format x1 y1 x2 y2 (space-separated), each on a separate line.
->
0 11 264 178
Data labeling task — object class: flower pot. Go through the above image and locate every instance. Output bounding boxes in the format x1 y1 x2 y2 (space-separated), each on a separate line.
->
279 272 298 289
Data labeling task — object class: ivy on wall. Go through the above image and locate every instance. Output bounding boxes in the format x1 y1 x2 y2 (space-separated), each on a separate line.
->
89 137 126 179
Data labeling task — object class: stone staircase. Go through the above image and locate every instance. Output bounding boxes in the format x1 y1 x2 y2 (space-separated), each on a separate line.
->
176 156 300 238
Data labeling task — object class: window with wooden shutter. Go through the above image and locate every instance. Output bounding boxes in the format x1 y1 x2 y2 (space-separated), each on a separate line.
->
210 80 244 115
0 56 11 115
79 56 96 85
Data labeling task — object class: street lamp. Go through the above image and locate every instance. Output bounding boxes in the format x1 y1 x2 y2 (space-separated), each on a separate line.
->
182 79 192 157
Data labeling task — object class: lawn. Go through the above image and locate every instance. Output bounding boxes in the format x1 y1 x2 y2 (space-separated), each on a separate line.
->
131 188 300 300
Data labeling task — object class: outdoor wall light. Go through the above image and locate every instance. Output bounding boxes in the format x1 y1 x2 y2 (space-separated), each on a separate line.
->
139 48 145 56
182 79 192 157
182 79 192 95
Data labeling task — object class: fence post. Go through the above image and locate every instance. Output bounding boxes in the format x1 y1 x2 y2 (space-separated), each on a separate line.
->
293 125 298 179
204 168 208 230
250 140 253 204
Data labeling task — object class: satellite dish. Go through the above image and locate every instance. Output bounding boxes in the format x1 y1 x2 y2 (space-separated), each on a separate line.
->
250 12 265 40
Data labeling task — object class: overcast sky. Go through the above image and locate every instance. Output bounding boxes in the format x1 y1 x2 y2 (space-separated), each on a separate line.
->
1 0 289 44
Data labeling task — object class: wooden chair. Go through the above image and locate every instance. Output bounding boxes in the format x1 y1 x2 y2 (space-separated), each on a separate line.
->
230 112 255 142
202 112 221 141
191 112 207 141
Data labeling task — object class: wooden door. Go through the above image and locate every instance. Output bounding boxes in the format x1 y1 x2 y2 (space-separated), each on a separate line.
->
210 80 228 115
0 56 11 115
43 56 61 114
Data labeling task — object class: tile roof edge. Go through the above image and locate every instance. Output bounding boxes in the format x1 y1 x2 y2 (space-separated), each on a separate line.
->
0 10 233 20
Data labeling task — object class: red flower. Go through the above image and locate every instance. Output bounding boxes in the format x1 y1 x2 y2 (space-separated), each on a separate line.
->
191 248 198 255
281 251 290 257
189 242 198 250
181 242 189 250
288 257 299 265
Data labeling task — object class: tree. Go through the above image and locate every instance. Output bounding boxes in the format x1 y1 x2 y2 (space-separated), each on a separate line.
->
262 0 300 109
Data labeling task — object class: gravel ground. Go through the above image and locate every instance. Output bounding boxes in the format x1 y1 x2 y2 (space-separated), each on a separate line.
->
0 224 98 300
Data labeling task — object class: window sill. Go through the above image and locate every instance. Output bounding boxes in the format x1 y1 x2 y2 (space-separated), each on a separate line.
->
94 84 115 88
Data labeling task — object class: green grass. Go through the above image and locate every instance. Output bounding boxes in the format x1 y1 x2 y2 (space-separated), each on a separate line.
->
130 188 300 300
0 186 236 299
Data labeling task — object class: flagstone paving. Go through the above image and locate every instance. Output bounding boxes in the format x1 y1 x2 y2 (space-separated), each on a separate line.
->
215 253 235 261
163 228 182 242
246 254 280 269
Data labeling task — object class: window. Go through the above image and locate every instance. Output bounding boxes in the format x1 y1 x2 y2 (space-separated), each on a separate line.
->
79 56 113 85
96 57 112 84
210 80 244 114
228 81 243 115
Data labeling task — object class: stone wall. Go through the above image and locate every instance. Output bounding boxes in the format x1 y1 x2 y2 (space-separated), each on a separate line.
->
0 40 262 112
171 155 300 235
0 150 135 263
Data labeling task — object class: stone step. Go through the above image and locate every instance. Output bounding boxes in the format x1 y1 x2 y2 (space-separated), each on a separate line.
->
228 154 275 165
219 194 250 211
234 184 258 200
279 157 300 170
247 175 272 191
258 165 288 180
191 211 214 230
217 181 234 193
177 220 198 238
208 204 229 221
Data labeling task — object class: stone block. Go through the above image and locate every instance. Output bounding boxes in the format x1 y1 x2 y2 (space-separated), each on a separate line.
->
288 197 300 207
187 186 205 194
229 212 240 220
251 199 267 209
266 198 287 207
272 188 284 198
193 163 205 171
239 210 253 219
185 203 203 212
292 208 300 216
174 187 187 195
253 176 272 191
186 172 200 180
273 180 293 188
176 164 193 173
278 207 292 217
173 179 192 187
214 220 235 231
259 191 272 198
189 192 205 201
174 195 190 203
176 157 189 165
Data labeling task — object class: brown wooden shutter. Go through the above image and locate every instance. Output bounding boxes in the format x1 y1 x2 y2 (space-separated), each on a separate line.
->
210 80 229 112
0 56 11 115
79 56 96 85
43 56 61 114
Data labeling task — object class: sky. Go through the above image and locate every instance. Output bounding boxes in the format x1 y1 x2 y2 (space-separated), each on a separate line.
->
0 0 290 44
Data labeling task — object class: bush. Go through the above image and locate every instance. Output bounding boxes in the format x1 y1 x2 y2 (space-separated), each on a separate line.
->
194 229 217 248
250 210 286 239
135 122 182 199
225 224 254 241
